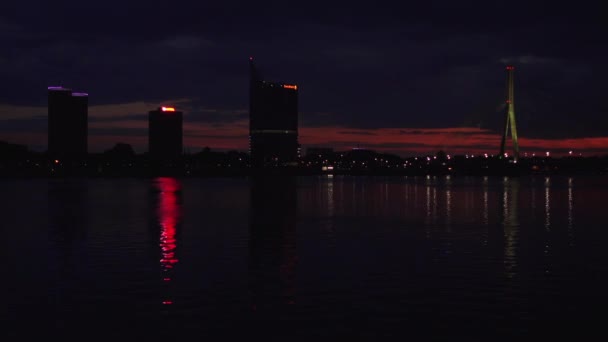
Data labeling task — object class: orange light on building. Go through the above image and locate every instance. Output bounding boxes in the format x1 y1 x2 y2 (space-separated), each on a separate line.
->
283 84 298 90
161 106 176 112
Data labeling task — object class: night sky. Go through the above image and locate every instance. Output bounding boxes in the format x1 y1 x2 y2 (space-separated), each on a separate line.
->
1 1 607 156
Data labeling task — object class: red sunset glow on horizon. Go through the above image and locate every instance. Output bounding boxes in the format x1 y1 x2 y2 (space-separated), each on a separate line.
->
3 121 607 157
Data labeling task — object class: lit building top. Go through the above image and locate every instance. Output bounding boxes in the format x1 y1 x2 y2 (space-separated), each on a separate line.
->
48 86 71 91
72 92 89 97
259 81 298 90
161 106 176 112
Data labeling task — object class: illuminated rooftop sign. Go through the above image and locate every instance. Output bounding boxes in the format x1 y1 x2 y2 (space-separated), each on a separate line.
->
283 84 298 90
161 106 176 112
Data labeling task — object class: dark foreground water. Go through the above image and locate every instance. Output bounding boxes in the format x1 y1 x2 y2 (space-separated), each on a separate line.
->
4 175 608 340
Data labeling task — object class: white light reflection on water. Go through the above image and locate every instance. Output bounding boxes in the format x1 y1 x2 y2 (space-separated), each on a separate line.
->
445 175 452 232
325 175 335 239
502 177 519 279
327 175 334 218
432 185 438 225
483 176 489 226
568 177 574 231
425 181 431 238
544 177 551 231
543 177 552 274
425 183 431 224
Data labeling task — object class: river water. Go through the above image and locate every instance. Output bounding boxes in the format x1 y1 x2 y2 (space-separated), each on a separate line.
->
4 175 608 340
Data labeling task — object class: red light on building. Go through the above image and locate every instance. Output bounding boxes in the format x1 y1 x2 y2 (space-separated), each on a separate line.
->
283 84 298 90
161 106 176 112
506 66 514 70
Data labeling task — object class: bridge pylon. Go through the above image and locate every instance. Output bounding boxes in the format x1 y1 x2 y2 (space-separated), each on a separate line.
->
499 65 520 162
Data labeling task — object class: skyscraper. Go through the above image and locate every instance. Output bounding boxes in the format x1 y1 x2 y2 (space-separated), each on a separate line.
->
148 106 183 162
249 58 299 167
47 86 88 161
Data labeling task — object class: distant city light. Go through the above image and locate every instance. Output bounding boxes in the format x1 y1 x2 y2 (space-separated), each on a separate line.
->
283 84 298 90
546 151 550 157
161 106 176 112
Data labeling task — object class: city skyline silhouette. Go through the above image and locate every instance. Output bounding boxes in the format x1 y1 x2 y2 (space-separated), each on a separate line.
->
1 1 607 156
1 59 607 159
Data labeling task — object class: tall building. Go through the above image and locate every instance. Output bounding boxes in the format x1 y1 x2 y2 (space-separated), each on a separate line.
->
47 86 88 161
148 106 183 162
249 58 299 167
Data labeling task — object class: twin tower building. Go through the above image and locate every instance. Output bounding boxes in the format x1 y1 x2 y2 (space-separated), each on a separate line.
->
47 59 299 167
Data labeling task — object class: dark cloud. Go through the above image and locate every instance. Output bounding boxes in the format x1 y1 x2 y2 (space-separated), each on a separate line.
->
184 133 243 140
185 107 248 124
89 127 147 137
89 114 147 123
0 115 46 133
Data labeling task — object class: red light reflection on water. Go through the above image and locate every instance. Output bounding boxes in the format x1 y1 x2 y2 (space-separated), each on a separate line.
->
156 177 181 306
